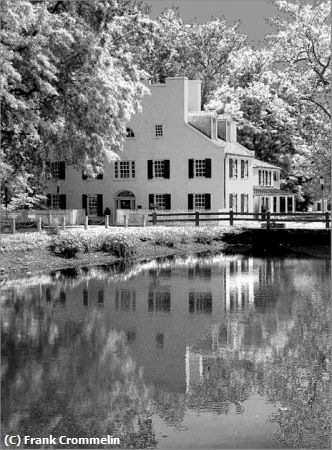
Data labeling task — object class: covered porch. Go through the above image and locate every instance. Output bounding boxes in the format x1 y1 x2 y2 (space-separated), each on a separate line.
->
253 188 296 214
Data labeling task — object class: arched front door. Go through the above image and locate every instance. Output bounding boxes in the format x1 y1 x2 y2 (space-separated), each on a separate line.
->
115 190 135 210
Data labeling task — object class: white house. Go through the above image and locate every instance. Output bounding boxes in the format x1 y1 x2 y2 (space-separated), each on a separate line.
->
46 77 295 218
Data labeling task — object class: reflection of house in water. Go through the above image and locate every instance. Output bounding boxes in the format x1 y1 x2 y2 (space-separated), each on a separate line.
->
1 256 296 398
28 261 227 393
224 257 255 313
185 258 296 395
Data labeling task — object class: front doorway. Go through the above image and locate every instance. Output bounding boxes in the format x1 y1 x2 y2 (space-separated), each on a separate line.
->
115 190 135 210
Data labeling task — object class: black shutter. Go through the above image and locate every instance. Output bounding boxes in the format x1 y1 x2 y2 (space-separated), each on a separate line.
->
82 171 88 180
205 159 211 178
164 160 170 179
188 194 194 210
59 194 66 210
59 162 65 180
97 173 103 180
165 194 171 210
188 159 194 178
97 194 103 216
47 194 51 208
241 160 244 178
229 159 233 178
82 195 87 214
205 193 211 210
148 160 153 179
149 194 154 208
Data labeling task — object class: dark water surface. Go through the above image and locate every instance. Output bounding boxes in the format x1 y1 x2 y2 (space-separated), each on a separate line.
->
1 254 330 449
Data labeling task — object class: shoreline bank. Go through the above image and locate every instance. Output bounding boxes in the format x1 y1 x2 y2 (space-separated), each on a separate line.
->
1 227 330 281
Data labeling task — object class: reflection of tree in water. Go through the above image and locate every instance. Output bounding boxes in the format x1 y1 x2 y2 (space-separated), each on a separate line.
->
1 306 157 448
151 278 330 448
186 354 257 415
264 287 330 449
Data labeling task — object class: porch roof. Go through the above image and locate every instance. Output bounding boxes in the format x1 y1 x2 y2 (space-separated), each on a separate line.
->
254 187 295 196
253 159 281 170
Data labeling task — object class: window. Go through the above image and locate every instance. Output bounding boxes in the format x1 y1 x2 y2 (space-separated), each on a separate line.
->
259 169 272 186
155 124 163 137
154 160 165 178
229 193 238 211
148 291 171 312
188 193 211 210
114 161 135 179
48 161 65 180
115 289 136 312
47 194 66 210
189 292 212 314
98 290 104 305
147 160 170 179
83 289 89 306
241 160 248 178
241 194 249 213
188 159 211 178
82 194 103 216
149 194 171 209
195 159 206 177
194 194 206 209
156 332 164 349
229 158 238 178
126 127 135 138
88 194 98 216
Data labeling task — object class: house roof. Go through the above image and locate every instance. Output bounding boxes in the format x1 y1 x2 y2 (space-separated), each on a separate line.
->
253 158 281 170
254 187 295 196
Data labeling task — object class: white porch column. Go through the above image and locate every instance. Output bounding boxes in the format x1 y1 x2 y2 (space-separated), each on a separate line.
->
292 196 295 212
285 196 288 213
277 196 280 213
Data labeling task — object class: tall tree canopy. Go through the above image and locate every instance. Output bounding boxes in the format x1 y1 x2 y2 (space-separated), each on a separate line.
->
1 0 153 202
208 0 331 202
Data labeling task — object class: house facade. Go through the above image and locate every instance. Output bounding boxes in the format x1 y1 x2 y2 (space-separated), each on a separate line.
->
46 77 295 218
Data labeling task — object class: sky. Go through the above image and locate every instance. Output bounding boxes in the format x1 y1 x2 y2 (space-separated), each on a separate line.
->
147 0 280 46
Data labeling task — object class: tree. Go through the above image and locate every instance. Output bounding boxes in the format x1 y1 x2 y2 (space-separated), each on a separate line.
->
207 0 331 204
148 9 247 106
1 0 153 207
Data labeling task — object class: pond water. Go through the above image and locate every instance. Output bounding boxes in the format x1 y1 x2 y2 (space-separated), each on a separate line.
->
1 254 330 449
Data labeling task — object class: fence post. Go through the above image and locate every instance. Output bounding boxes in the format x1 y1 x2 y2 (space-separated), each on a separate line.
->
62 216 66 230
142 215 146 227
84 216 89 230
325 211 330 229
11 217 16 234
124 215 128 228
37 217 42 233
229 209 234 226
266 211 271 230
152 212 157 225
105 215 109 229
195 211 200 227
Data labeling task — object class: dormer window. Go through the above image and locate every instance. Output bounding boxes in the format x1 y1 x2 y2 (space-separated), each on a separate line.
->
126 128 135 139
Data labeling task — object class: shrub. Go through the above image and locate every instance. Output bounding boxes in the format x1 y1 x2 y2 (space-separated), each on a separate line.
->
48 222 60 235
194 231 213 244
100 234 137 258
49 234 83 258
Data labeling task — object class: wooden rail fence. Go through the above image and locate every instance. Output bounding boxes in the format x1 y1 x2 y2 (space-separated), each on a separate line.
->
0 211 330 233
148 210 331 229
